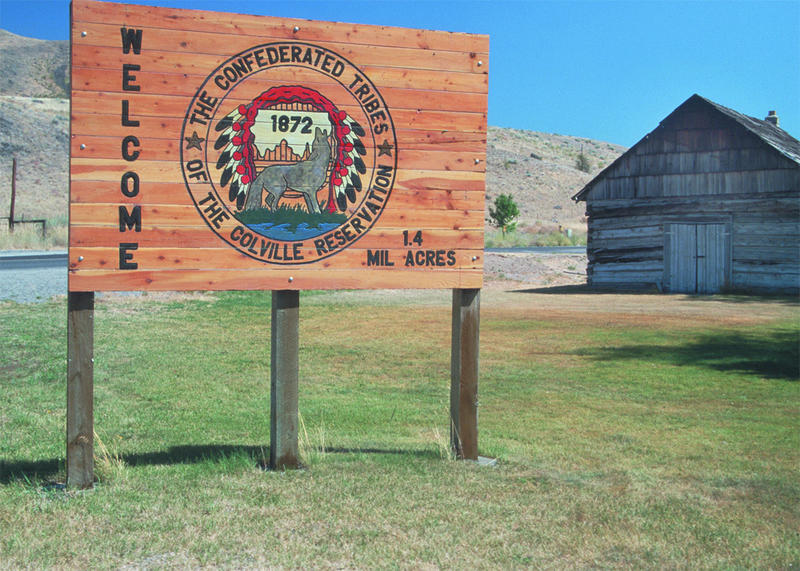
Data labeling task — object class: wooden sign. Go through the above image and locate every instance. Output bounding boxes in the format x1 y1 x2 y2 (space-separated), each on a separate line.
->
69 0 488 291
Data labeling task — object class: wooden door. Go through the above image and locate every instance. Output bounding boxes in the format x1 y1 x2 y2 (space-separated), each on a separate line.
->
667 223 729 293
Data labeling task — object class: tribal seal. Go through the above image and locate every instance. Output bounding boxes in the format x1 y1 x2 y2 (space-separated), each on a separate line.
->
181 42 397 264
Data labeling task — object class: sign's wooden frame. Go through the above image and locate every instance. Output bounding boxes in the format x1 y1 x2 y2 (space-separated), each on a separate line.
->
67 0 487 486
69 0 487 291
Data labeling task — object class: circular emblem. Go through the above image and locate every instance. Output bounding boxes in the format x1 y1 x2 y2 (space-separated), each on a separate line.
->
181 42 397 264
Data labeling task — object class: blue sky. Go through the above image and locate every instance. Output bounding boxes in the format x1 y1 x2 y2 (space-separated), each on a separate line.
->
1 0 798 147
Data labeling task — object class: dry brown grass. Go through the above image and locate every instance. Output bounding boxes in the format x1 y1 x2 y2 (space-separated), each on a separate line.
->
0 220 67 250
1 288 797 568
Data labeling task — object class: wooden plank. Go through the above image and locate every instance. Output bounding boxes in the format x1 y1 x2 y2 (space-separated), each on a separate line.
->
270 290 300 470
73 1 490 54
624 149 789 177
69 136 485 173
69 161 487 192
590 270 663 283
69 203 485 229
71 106 486 137
732 261 800 275
67 291 94 489
69 226 484 249
590 225 662 240
587 236 663 250
71 87 488 117
71 128 487 154
71 29 489 75
588 193 800 219
593 260 665 273
68 247 484 271
732 272 800 292
589 248 663 265
734 234 800 249
69 158 489 183
590 170 799 202
68 267 483 290
72 59 487 96
70 181 485 209
450 288 479 460
72 193 486 218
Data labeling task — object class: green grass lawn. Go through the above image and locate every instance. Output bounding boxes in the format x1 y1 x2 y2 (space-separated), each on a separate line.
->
1 289 798 568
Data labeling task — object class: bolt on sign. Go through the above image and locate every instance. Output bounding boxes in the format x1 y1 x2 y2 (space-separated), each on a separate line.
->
70 0 488 291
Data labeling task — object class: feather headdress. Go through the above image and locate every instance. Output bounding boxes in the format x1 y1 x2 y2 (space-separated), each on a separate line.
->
214 85 367 212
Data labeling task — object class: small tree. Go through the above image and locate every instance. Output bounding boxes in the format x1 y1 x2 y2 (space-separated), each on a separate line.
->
575 144 591 173
489 193 520 237
575 151 591 173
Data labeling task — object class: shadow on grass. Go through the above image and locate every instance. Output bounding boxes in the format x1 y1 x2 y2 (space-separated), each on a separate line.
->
512 284 800 306
323 447 440 457
121 444 267 467
1 444 439 485
511 284 632 295
121 444 436 467
575 329 799 381
0 458 62 484
0 446 266 484
689 293 800 306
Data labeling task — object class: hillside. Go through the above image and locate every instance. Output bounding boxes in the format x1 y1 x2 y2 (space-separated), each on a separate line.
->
487 127 625 231
0 95 69 222
0 30 69 99
0 31 626 231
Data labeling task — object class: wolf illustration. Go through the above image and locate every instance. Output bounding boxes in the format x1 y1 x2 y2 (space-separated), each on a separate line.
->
244 127 331 214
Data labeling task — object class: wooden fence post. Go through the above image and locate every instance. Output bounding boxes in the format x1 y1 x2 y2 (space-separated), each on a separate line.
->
270 290 300 470
67 291 94 488
9 158 16 232
450 288 480 460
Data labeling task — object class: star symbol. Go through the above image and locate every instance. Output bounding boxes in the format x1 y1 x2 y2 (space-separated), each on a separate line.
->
377 139 394 157
184 131 204 150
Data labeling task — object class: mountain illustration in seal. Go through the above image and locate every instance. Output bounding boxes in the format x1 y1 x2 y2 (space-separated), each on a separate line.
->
214 85 368 214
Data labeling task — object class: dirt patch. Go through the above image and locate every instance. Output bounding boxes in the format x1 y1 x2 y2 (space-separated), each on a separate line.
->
484 252 586 288
481 253 797 327
481 288 799 329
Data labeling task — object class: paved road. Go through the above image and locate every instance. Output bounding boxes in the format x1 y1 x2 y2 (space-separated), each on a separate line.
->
0 251 67 269
0 247 586 303
0 251 67 303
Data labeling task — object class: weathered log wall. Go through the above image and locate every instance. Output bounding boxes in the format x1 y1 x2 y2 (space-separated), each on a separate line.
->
586 189 799 293
583 100 799 293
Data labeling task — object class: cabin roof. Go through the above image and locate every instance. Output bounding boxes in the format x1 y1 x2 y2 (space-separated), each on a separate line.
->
573 94 800 202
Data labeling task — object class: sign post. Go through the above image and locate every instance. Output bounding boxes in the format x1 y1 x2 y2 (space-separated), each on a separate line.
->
270 290 300 470
67 291 94 488
450 288 480 459
69 0 488 483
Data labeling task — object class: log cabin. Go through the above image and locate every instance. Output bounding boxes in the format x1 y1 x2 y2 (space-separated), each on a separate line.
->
573 94 799 294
